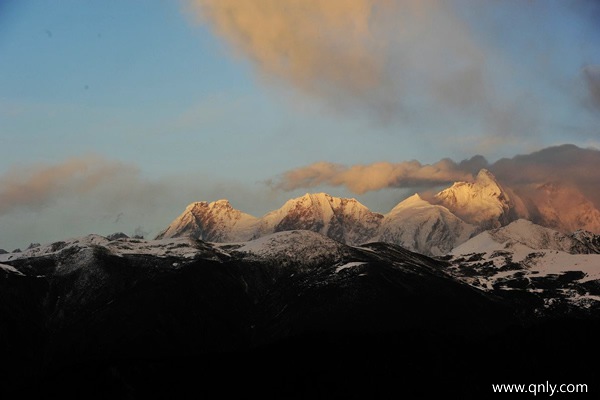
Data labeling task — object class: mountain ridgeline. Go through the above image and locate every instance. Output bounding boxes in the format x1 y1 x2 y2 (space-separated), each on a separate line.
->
3 226 600 397
4 170 600 396
156 169 600 256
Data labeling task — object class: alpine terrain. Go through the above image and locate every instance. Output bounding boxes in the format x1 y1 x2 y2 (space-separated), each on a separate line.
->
156 169 600 255
2 223 600 397
2 170 600 398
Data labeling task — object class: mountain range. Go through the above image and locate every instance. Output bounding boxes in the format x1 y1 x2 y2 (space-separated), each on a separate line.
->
2 223 600 397
2 168 600 397
156 169 600 256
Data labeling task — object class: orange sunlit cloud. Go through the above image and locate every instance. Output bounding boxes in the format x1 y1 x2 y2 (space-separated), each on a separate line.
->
190 0 490 123
273 159 474 194
274 144 600 207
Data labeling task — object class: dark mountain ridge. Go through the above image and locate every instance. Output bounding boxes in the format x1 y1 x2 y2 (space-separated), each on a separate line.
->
1 231 599 397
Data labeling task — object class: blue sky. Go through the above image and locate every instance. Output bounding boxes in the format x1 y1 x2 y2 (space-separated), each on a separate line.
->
1 0 599 249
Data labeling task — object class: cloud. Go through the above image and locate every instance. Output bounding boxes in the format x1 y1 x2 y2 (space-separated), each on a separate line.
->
0 155 284 218
273 159 476 194
273 144 600 207
189 0 493 124
192 0 385 104
583 65 600 111
271 144 600 232
189 0 600 144
0 155 289 250
491 144 600 207
0 156 139 215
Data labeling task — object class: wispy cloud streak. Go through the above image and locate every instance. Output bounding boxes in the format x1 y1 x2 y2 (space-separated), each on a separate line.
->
0 156 137 215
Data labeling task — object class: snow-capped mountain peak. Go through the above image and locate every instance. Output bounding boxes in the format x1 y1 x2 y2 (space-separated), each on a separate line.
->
154 174 600 256
474 168 498 186
256 192 383 245
389 193 429 212
209 199 233 208
379 193 474 256
434 169 520 229
156 200 258 242
157 193 384 248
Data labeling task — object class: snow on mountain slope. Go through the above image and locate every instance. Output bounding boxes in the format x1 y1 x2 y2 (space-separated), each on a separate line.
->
0 230 356 273
378 194 475 256
0 234 109 263
448 220 600 307
157 193 383 247
4 226 600 323
3 225 600 397
254 193 383 245
0 234 220 265
450 247 600 300
155 192 470 255
153 176 599 257
155 200 258 242
152 189 510 256
225 230 353 268
0 263 24 276
452 219 593 256
434 169 524 230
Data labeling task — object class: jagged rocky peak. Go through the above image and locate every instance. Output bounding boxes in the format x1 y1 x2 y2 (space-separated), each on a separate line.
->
287 192 365 211
183 201 207 211
157 192 386 247
156 180 600 256
287 192 335 210
181 199 235 213
266 192 383 245
209 199 234 209
300 192 330 201
438 169 506 202
434 168 520 229
156 190 474 255
474 168 498 185
155 199 258 242
266 193 375 221
196 199 251 218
